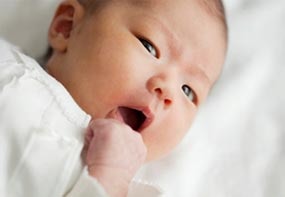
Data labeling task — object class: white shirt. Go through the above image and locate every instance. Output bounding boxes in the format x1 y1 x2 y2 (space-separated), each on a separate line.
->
0 40 163 197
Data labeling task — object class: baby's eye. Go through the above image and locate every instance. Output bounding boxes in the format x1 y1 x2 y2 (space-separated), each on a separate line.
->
182 84 195 101
139 38 158 58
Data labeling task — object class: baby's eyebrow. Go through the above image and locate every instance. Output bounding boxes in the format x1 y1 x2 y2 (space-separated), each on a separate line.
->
192 66 211 86
145 15 183 57
185 63 212 97
144 16 211 88
147 17 211 85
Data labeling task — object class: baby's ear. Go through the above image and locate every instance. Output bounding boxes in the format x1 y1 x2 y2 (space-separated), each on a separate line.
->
48 0 85 53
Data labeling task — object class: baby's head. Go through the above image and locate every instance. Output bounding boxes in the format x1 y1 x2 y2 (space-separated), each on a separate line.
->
46 0 227 161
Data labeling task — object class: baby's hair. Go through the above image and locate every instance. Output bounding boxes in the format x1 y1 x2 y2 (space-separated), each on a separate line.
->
77 0 109 14
40 0 227 66
78 0 227 37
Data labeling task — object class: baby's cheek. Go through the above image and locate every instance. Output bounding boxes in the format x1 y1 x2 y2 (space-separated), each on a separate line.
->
142 109 194 161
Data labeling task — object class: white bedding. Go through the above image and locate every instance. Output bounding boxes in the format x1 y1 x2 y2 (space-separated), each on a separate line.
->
0 0 284 196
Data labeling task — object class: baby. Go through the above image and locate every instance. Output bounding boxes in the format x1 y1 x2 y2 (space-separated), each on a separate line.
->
0 0 227 196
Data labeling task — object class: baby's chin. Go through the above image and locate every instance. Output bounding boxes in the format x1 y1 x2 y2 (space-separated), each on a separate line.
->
142 126 191 163
144 150 170 163
142 138 178 163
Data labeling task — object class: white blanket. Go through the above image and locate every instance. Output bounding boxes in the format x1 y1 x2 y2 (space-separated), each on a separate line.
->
0 0 284 196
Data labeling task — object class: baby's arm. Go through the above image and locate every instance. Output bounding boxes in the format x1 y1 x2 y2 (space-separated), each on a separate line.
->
83 119 147 197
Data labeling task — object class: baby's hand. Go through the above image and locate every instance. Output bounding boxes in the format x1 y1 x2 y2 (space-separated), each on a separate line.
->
83 119 147 197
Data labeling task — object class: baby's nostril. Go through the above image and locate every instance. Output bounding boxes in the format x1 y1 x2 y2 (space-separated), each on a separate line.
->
154 88 162 95
164 99 172 105
154 88 172 105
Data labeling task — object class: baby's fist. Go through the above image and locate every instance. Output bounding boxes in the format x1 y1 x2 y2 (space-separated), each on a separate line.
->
83 119 147 197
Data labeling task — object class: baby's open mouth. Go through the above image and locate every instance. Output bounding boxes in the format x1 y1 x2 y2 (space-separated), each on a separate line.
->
118 107 147 131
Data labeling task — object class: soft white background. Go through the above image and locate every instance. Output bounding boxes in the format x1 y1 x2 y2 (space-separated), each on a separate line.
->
0 0 284 196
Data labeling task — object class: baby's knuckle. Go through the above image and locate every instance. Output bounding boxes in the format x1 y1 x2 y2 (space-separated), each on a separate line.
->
134 133 145 144
101 128 118 141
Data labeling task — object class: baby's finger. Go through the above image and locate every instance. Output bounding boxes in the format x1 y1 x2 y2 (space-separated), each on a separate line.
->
84 122 95 146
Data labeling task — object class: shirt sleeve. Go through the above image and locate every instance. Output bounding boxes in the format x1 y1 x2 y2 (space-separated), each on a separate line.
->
127 180 164 197
66 168 165 197
66 167 109 197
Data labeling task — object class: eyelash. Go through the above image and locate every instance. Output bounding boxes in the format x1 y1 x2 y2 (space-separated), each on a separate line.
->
139 38 159 58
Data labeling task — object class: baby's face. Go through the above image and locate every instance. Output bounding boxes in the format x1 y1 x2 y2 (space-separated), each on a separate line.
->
48 0 226 161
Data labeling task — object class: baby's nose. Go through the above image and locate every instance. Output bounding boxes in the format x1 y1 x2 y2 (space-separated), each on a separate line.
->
146 75 174 107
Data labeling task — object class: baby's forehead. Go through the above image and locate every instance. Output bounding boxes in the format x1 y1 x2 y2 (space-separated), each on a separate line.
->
199 0 227 32
83 0 225 23
121 0 226 31
125 0 224 16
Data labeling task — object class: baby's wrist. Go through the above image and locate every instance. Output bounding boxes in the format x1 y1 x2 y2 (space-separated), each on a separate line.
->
88 165 132 197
